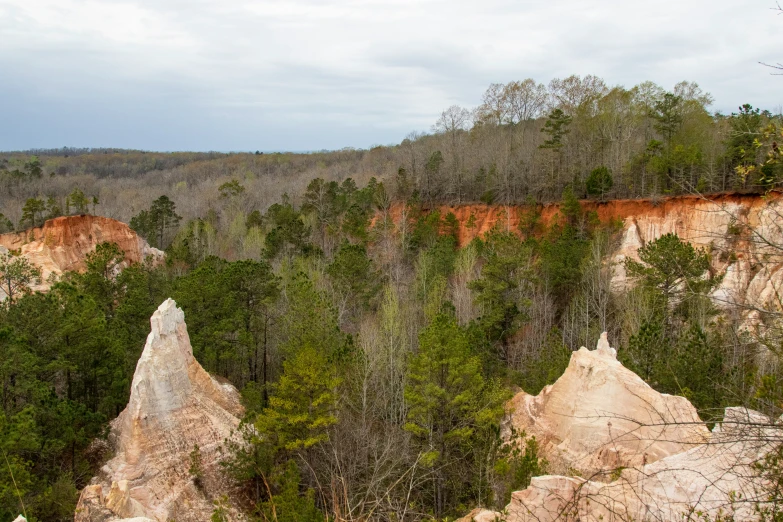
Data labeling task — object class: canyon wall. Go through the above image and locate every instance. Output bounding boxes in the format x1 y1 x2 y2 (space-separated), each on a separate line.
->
75 299 244 522
387 192 783 318
0 215 163 295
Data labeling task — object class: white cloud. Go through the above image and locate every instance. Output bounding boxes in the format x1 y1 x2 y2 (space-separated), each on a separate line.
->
0 0 780 150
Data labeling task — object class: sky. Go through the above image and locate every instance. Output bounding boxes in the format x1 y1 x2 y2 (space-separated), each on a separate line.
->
0 0 781 152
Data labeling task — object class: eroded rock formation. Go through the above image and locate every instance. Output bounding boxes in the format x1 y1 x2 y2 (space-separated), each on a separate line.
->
505 332 709 477
75 299 244 522
386 192 783 318
0 215 163 295
464 334 780 522
504 406 777 521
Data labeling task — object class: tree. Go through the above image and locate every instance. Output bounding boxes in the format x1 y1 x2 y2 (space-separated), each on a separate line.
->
258 460 325 522
263 201 312 259
255 344 340 455
0 214 13 234
585 166 614 199
405 313 505 518
130 196 182 249
24 156 42 179
0 253 41 305
433 105 471 135
150 195 181 248
218 179 245 199
326 242 381 321
539 109 572 150
20 198 46 229
470 228 533 358
65 189 90 215
624 233 713 309
172 257 280 392
505 79 548 123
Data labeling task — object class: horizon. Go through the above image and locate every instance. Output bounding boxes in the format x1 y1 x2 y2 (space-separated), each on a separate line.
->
2 0 781 152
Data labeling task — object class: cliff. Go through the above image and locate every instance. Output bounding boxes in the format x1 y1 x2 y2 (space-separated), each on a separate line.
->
386 192 783 319
0 215 163 294
74 299 244 522
461 334 780 522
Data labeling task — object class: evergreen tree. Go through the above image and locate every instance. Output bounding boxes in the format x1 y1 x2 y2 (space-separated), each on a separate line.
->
0 254 41 305
66 189 90 215
20 198 46 228
259 460 325 522
255 344 340 455
585 166 614 199
539 109 572 150
405 313 506 518
130 195 182 249
469 227 533 358
624 233 713 315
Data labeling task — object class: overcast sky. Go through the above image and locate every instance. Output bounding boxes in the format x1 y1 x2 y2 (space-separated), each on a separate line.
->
0 0 780 152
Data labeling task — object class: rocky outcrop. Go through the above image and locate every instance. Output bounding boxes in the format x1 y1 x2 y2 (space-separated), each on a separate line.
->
0 215 163 294
505 407 777 521
456 508 503 522
75 299 244 522
463 334 780 521
386 192 783 318
505 333 709 477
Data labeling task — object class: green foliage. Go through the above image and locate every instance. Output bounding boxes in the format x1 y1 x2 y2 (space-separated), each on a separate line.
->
585 166 613 198
189 444 205 490
25 157 42 179
219 179 246 199
211 495 230 522
246 210 263 229
620 313 668 384
493 427 547 506
624 232 713 308
129 195 182 249
259 460 325 522
327 242 381 314
263 200 313 259
173 257 280 389
666 324 724 412
20 198 46 229
45 196 63 220
0 253 166 520
405 313 507 518
255 345 340 454
0 253 41 305
469 228 533 353
280 272 346 360
65 189 90 215
516 329 572 395
0 214 13 233
540 109 572 150
651 92 683 145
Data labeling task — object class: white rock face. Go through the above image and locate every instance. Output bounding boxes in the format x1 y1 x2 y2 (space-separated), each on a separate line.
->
505 407 778 521
463 334 781 522
75 299 244 522
505 333 709 477
608 196 783 325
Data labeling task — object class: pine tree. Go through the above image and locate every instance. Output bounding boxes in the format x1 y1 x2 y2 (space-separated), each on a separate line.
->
255 344 340 454
405 313 506 518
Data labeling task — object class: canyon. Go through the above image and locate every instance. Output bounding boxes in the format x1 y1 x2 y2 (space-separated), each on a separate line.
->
2 194 779 521
0 215 163 297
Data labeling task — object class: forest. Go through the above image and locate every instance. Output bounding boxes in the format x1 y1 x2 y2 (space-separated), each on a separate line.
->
0 75 782 521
